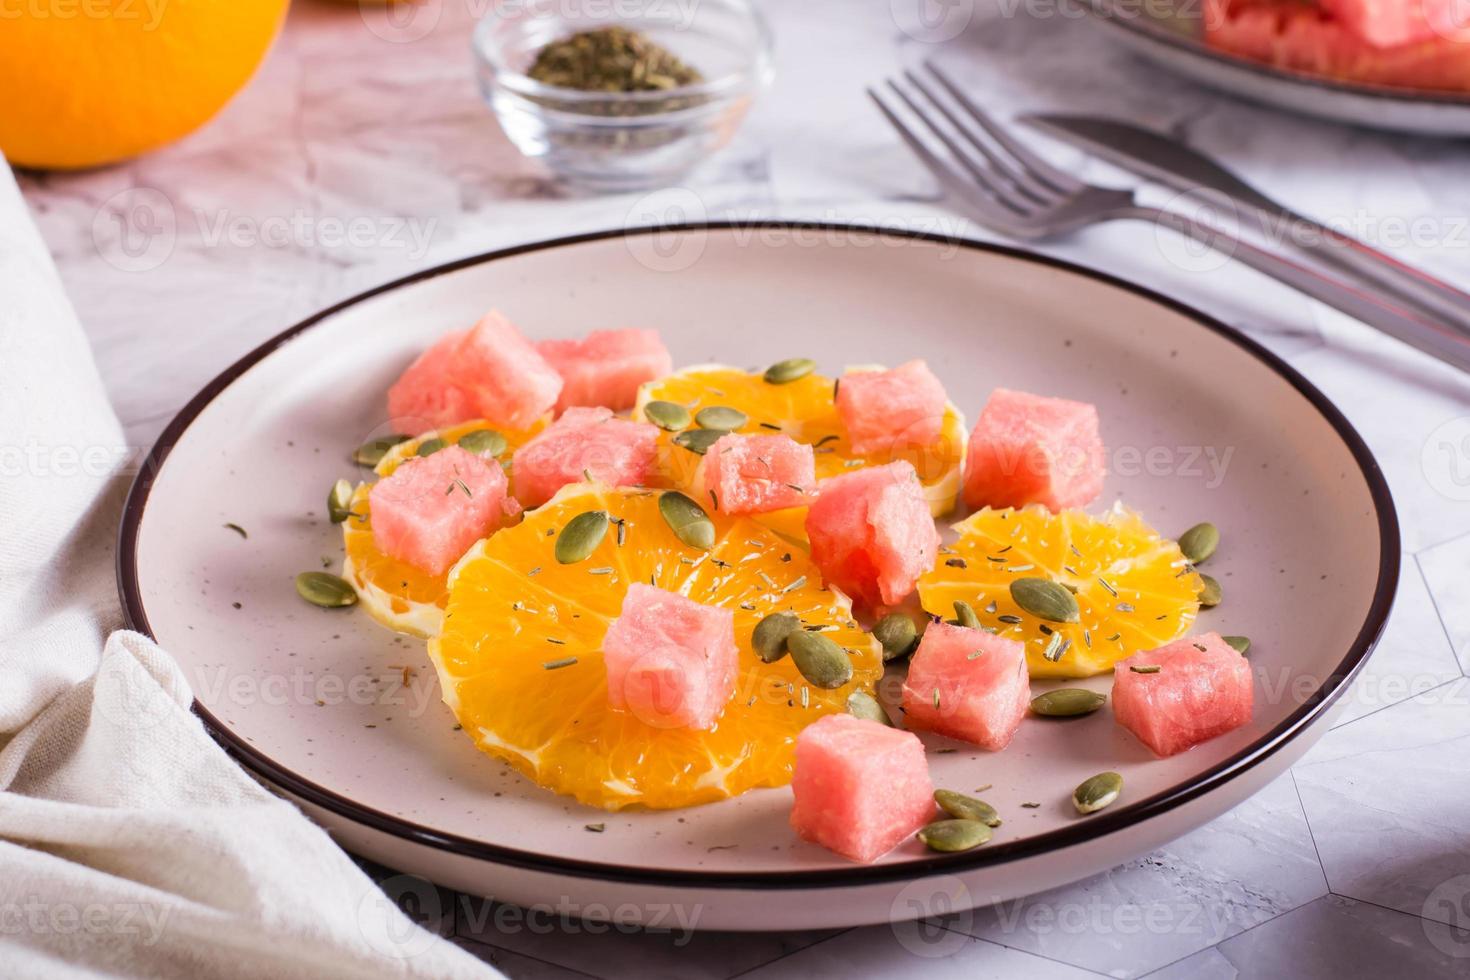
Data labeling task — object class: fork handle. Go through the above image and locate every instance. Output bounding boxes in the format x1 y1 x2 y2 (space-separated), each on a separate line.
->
1132 205 1470 374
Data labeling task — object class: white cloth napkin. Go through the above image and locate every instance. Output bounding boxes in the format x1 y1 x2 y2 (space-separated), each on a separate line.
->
0 164 496 979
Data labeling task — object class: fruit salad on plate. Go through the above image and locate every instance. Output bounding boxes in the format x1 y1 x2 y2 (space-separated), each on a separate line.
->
298 309 1254 864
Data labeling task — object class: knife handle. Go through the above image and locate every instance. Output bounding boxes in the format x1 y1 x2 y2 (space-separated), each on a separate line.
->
1234 203 1470 338
1139 206 1470 375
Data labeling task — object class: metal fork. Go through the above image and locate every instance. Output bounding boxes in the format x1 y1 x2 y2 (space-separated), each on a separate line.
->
870 62 1470 375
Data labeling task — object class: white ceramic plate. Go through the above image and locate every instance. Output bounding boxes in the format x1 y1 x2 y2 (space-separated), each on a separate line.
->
1085 0 1470 137
120 224 1397 930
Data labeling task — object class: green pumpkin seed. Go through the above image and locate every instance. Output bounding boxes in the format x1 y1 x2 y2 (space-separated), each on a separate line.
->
1223 634 1251 655
873 612 918 661
657 491 715 550
295 571 358 608
917 819 993 853
1030 688 1108 717
953 600 981 630
787 631 853 689
695 405 748 431
763 357 816 385
415 437 447 457
554 510 609 564
352 434 408 467
934 790 1002 827
642 400 691 431
1198 574 1222 608
327 479 354 524
752 611 801 663
672 428 724 455
846 690 892 726
457 429 507 457
1010 577 1080 623
1073 771 1123 814
1179 522 1219 564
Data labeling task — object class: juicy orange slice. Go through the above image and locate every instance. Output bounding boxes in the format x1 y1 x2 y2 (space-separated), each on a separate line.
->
428 484 882 810
917 505 1203 679
633 365 966 542
342 418 546 637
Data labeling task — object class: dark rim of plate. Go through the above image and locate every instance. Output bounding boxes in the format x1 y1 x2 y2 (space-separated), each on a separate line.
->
117 222 1399 890
1085 0 1470 108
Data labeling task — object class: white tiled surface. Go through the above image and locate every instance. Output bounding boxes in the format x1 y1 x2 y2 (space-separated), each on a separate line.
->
19 0 1470 976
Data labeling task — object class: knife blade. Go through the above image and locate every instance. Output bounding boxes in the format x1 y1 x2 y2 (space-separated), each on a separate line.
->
1021 112 1470 335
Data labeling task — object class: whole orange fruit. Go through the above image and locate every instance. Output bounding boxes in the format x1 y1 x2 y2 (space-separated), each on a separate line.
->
0 0 289 169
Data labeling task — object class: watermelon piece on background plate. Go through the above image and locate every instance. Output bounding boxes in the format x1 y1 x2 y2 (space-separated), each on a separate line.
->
790 714 935 863
697 433 816 515
804 461 940 610
387 311 562 433
601 583 738 730
901 622 1030 750
1113 632 1254 757
836 360 949 455
510 407 659 508
369 445 514 576
1317 0 1468 49
536 328 674 414
963 387 1105 512
1203 0 1470 91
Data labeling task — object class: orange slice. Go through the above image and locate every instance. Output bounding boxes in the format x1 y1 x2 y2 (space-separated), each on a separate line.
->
633 365 966 542
342 418 546 637
428 483 882 810
917 505 1204 679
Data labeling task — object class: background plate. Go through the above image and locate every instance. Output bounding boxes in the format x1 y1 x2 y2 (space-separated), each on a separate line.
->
120 224 1396 929
1085 0 1470 137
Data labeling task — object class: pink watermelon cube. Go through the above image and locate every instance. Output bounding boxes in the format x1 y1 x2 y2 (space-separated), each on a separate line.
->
387 311 562 433
1318 0 1465 49
602 583 738 730
536 328 673 414
697 433 816 515
790 714 935 863
369 445 513 575
1113 632 1254 758
510 407 659 508
836 360 949 455
963 388 1105 512
804 461 940 610
901 622 1030 750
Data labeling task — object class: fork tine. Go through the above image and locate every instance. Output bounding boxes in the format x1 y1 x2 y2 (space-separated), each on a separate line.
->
902 69 1056 207
924 60 1084 196
882 81 1029 217
866 87 1033 233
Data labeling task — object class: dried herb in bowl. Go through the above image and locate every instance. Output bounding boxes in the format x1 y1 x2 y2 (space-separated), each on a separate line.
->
527 26 703 94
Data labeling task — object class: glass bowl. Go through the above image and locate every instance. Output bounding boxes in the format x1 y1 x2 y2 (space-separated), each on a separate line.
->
473 0 774 192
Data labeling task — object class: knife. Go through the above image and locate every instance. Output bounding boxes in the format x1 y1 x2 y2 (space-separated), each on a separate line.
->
1021 112 1470 337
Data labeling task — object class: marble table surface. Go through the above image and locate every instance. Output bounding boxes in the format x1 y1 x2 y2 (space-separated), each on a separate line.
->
17 1 1470 976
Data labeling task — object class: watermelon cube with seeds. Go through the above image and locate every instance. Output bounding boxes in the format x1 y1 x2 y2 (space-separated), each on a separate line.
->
369 445 514 576
836 360 949 455
1113 632 1253 757
901 621 1030 750
804 461 940 610
790 714 935 863
511 407 659 508
963 387 1105 512
698 433 816 515
602 583 738 731
387 311 563 433
536 328 673 414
